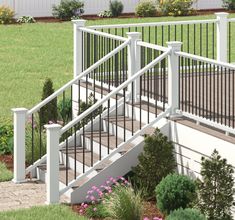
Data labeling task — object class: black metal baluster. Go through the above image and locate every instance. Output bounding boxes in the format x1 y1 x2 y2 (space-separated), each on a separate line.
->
66 135 68 186
31 113 34 164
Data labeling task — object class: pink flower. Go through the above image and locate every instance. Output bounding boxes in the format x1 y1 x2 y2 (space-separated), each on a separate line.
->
143 218 149 220
84 204 88 208
93 207 97 212
90 196 95 201
153 218 162 220
92 186 97 190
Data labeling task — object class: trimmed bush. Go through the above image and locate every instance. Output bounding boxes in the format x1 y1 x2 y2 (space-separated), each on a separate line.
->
157 0 194 16
135 1 156 17
39 78 57 125
109 0 124 17
104 186 143 220
131 128 176 198
0 6 14 24
52 0 84 20
197 150 235 220
166 208 206 220
223 0 235 10
98 10 112 18
17 16 36 23
155 173 197 215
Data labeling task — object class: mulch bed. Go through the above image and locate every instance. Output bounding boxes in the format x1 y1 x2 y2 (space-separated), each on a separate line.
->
72 200 164 220
0 154 13 171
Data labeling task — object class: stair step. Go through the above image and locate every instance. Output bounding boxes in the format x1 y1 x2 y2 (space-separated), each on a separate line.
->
37 164 88 187
60 147 111 168
85 131 133 150
104 116 145 133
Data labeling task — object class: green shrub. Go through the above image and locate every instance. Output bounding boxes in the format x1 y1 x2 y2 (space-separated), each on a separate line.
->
0 6 14 24
0 122 13 155
135 1 156 17
197 150 235 220
223 0 235 10
131 128 176 198
98 10 112 18
39 78 57 125
58 97 72 124
109 0 124 17
166 208 206 220
52 0 84 20
157 0 194 16
0 161 13 182
155 173 197 215
104 186 143 220
17 16 36 23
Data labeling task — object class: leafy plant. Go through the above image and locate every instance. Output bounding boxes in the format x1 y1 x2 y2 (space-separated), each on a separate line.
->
98 10 113 18
58 97 72 124
85 203 109 219
166 208 206 220
109 0 124 17
52 0 84 20
157 0 195 16
135 1 157 17
39 78 57 125
104 186 143 220
197 150 235 220
17 16 36 23
131 128 176 198
223 0 235 10
0 122 13 155
0 6 14 24
155 173 197 215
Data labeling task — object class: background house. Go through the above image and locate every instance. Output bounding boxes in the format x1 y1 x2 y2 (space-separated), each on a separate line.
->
0 0 223 18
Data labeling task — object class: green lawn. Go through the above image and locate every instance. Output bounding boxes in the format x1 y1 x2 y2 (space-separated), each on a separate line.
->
0 205 87 220
0 162 13 182
0 13 235 123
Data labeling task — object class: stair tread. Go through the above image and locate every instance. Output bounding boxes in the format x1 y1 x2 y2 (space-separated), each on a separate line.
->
37 163 88 186
104 116 145 133
85 131 134 150
61 147 111 168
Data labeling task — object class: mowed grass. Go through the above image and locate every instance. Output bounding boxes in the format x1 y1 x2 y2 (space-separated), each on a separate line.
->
0 205 87 220
1 13 235 122
0 161 13 182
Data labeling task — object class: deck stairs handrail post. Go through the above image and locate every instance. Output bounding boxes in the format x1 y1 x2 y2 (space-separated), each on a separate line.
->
12 108 28 184
45 124 62 204
72 19 86 78
127 32 142 102
167 41 182 116
215 12 229 63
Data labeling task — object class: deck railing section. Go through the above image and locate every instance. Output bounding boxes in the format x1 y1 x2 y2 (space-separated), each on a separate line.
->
89 18 217 60
176 51 235 131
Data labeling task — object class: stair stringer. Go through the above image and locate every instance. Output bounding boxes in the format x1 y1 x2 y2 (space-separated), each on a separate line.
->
70 121 170 204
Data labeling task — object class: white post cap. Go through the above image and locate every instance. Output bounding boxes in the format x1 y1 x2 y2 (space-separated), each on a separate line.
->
72 19 86 26
167 41 182 51
126 32 142 40
12 108 28 114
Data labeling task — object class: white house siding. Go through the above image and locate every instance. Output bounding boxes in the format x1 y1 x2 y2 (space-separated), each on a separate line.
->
0 0 224 18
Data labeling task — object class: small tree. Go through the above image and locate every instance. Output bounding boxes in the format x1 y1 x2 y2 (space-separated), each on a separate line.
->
40 78 57 125
197 149 235 220
131 128 176 198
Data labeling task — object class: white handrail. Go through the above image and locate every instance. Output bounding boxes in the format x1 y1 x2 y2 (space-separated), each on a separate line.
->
79 27 127 42
27 39 130 116
137 41 168 52
60 48 171 134
175 51 235 69
59 107 171 195
228 18 235 22
89 19 217 30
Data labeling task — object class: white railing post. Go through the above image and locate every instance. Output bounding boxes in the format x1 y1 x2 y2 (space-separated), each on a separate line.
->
215 12 229 63
12 108 28 183
127 32 142 102
45 124 61 204
72 19 86 78
167 41 182 115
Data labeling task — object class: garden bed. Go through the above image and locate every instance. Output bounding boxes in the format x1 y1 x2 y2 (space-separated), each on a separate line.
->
0 154 13 171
